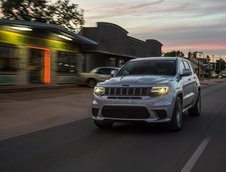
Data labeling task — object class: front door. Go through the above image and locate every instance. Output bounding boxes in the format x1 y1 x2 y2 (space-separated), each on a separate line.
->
29 48 44 83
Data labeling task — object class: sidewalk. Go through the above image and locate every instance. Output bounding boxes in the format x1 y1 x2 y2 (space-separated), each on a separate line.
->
0 87 93 141
200 78 226 87
0 84 78 93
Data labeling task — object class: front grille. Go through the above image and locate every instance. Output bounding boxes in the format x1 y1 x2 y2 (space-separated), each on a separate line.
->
102 106 150 119
105 87 150 96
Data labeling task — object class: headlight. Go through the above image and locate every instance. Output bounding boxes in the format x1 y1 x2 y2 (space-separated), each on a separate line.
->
151 86 170 95
94 86 105 96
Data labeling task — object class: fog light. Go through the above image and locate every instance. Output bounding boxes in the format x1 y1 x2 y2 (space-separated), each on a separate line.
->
154 110 167 119
93 100 98 105
92 108 99 117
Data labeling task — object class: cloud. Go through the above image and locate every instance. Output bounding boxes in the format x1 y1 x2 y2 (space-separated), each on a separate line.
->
127 0 165 11
129 22 226 35
131 25 226 55
84 0 166 19
84 0 226 21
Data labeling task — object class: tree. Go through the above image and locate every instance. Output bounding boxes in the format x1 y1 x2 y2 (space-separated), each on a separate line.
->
164 50 184 57
0 0 48 22
206 55 210 62
204 55 212 78
0 0 84 32
47 0 84 32
215 58 226 74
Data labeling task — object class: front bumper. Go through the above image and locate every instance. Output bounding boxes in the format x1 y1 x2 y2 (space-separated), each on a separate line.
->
92 93 176 123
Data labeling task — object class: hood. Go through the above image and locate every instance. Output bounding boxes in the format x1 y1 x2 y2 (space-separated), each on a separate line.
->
102 75 175 86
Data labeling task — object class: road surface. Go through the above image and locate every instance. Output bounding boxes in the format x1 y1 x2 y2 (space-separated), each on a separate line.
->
0 82 226 172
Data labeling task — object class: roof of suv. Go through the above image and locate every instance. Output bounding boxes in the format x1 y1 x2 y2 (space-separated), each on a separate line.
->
131 57 178 62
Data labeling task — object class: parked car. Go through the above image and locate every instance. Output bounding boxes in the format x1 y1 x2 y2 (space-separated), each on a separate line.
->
92 57 201 131
219 70 226 78
211 72 219 78
78 67 120 87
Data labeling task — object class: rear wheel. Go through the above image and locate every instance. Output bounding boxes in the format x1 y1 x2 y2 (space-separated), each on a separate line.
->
188 92 201 116
94 120 113 129
169 97 183 131
87 79 97 88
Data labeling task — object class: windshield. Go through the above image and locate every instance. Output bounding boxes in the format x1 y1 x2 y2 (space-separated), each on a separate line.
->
116 60 176 76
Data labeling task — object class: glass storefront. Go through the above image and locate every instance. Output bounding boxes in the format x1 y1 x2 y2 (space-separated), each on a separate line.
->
28 48 45 83
0 44 18 72
0 25 88 86
57 51 78 74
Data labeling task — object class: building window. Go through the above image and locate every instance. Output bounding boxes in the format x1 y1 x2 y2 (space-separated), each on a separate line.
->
57 51 78 74
0 44 18 72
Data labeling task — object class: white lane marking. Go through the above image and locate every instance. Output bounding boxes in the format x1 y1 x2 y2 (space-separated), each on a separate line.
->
181 138 210 172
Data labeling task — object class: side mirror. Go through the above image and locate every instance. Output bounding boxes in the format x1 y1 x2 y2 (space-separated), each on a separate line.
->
180 69 192 77
110 70 117 77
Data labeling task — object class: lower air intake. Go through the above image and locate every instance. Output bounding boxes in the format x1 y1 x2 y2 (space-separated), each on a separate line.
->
102 106 150 119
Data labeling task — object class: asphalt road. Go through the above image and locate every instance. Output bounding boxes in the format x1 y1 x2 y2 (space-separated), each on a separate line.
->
0 87 93 140
0 82 226 172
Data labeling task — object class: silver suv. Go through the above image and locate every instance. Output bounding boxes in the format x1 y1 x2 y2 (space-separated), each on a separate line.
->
92 57 201 131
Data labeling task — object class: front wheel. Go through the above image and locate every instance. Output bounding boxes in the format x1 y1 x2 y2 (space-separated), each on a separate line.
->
188 92 201 116
168 97 183 131
87 79 97 88
94 120 113 129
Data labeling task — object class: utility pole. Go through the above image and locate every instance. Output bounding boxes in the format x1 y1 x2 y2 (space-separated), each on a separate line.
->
219 57 221 72
212 55 216 71
198 58 200 77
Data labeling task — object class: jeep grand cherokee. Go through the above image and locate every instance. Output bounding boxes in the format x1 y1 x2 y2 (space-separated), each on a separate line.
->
92 57 201 131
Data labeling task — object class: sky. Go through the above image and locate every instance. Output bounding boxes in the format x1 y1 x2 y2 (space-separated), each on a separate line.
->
69 0 226 57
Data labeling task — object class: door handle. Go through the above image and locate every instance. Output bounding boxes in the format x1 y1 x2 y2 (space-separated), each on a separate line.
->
188 78 191 81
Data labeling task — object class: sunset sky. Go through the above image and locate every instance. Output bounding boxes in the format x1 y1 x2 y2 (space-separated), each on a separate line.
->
73 0 226 57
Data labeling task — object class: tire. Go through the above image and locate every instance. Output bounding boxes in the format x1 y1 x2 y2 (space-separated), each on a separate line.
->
87 78 97 88
94 120 113 129
188 92 201 116
169 97 183 131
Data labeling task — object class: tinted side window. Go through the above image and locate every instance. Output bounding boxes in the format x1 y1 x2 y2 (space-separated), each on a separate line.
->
105 68 113 75
180 61 185 73
96 68 111 75
183 61 190 69
187 62 194 73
